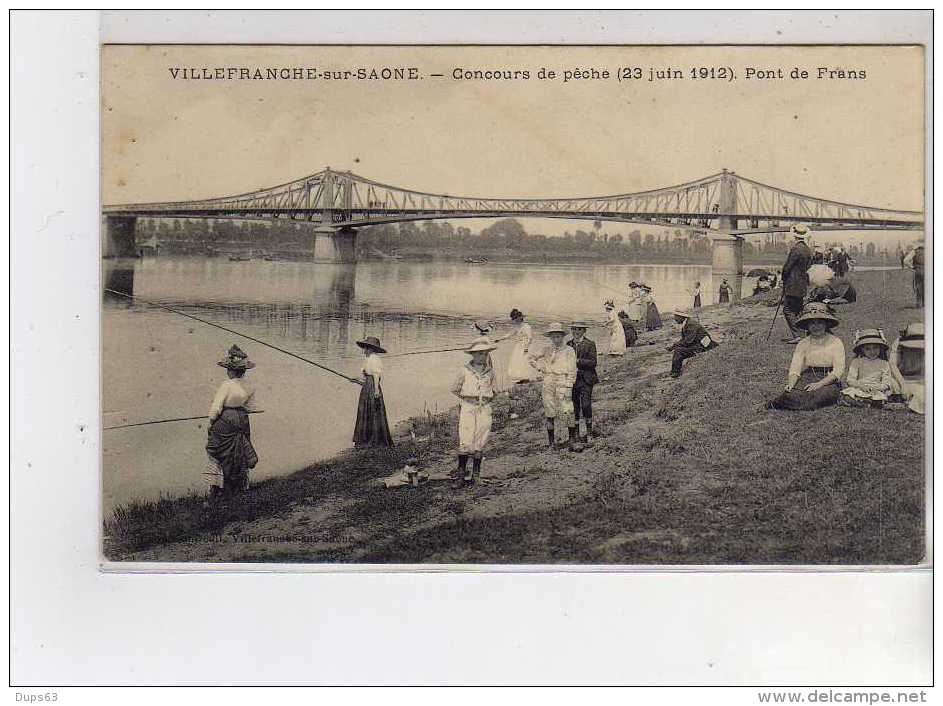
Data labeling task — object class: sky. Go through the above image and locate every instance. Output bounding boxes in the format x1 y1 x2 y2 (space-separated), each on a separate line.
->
102 44 925 243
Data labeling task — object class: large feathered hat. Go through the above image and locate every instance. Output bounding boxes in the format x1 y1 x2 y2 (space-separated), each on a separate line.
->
217 344 255 370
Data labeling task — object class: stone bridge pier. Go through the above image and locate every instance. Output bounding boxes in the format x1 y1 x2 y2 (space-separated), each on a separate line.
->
103 215 138 258
711 234 744 304
313 226 358 264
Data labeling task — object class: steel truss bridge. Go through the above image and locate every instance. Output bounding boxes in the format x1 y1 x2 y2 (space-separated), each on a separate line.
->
103 168 923 236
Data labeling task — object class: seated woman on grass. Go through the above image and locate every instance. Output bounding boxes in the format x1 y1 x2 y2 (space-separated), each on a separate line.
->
840 329 895 408
890 323 925 415
767 303 845 411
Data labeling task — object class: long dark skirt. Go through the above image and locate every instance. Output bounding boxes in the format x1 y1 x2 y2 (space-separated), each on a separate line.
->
768 368 841 411
618 314 638 347
353 374 394 447
645 302 662 331
206 407 258 492
693 294 702 308
718 289 730 304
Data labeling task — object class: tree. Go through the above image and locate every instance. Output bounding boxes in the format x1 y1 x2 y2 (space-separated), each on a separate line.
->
480 218 527 248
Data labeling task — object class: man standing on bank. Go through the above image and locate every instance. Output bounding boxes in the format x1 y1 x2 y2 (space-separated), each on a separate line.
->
568 322 599 443
903 243 925 308
780 223 813 344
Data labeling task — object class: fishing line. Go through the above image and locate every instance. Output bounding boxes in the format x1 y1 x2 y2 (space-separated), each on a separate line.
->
105 411 265 431
104 289 363 385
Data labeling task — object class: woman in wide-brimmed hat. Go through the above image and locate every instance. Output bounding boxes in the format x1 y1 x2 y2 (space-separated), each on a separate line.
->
890 322 925 414
840 328 895 407
604 300 626 356
205 345 259 495
353 336 394 448
626 282 644 323
449 337 499 487
767 303 846 411
639 285 662 331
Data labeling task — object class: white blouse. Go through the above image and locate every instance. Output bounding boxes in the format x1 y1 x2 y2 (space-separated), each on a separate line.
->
787 334 846 382
362 353 383 382
209 377 257 420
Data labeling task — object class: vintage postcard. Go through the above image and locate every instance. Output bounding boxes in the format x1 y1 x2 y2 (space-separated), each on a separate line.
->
100 44 927 566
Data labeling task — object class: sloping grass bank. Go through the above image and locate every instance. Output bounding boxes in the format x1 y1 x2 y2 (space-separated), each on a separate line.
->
105 269 926 564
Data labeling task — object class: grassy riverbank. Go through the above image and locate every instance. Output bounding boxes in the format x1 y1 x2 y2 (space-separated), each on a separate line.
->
104 269 926 564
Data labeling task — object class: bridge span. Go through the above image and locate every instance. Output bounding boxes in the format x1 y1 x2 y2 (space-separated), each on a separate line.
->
103 168 923 302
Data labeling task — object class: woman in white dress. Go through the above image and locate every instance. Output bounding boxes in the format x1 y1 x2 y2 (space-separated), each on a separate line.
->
497 308 534 384
626 282 644 324
604 300 627 356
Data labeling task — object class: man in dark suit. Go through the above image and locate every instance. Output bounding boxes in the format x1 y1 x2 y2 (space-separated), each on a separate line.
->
907 244 925 308
667 310 717 378
568 322 598 445
781 224 813 343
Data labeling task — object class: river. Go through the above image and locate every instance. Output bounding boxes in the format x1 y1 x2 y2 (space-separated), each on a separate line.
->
102 256 761 514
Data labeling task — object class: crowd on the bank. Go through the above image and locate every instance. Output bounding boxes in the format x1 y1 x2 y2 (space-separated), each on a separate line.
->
766 224 925 415
201 224 926 495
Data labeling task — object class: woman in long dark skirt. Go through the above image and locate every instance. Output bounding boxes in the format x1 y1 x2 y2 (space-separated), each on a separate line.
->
353 336 394 448
206 345 259 495
618 311 638 347
640 285 662 330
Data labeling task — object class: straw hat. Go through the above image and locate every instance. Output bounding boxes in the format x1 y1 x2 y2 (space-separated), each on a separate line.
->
474 321 494 335
543 322 567 336
217 344 255 370
570 320 591 329
465 336 498 353
852 328 889 355
509 308 524 320
628 281 640 289
671 309 693 320
899 322 925 349
356 336 387 354
793 302 839 330
791 223 810 239
604 300 615 310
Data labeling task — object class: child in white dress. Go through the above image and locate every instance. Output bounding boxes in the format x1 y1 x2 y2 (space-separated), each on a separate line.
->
841 329 895 408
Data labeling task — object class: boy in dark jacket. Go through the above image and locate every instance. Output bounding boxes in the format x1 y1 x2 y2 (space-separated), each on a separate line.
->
568 322 598 444
667 310 717 378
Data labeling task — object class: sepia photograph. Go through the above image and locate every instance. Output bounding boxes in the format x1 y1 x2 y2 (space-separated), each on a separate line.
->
99 43 927 566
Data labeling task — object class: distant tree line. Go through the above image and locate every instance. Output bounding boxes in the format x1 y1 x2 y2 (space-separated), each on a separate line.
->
137 216 905 264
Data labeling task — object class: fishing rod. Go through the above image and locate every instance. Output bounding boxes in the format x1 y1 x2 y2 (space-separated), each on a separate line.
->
386 340 511 358
104 289 363 385
105 411 265 431
387 345 477 358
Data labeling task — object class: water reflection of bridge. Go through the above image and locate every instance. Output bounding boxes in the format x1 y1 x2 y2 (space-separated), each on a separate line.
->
102 259 470 359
